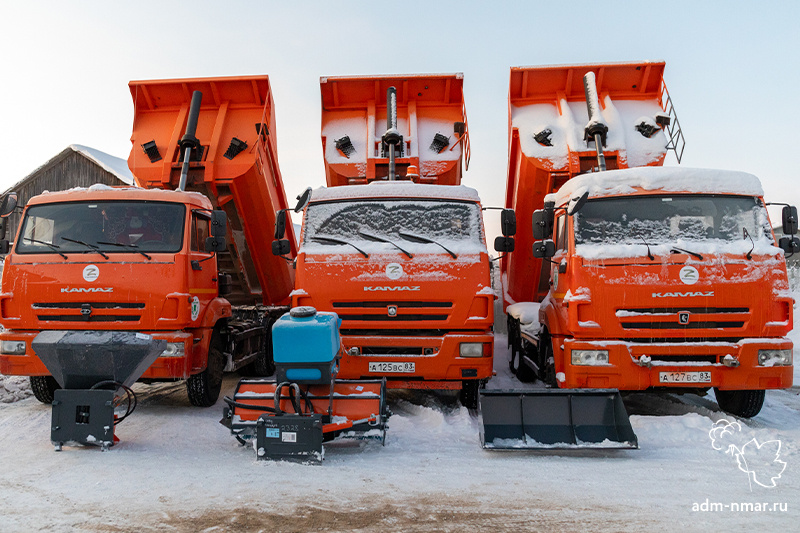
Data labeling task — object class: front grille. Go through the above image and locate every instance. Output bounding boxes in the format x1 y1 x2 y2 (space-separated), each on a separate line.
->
33 302 145 309
37 315 140 322
618 306 748 331
338 314 449 322
621 321 745 330
360 347 434 356
333 301 452 309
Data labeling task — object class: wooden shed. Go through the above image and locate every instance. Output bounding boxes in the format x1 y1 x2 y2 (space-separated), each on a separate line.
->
1 144 134 241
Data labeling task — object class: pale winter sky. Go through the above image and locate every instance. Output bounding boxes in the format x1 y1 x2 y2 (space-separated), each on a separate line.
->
1 1 798 234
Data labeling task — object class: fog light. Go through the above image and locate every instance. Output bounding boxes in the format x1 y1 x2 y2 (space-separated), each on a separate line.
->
757 349 792 366
347 347 360 356
160 342 185 358
571 349 610 366
459 343 483 357
0 340 26 355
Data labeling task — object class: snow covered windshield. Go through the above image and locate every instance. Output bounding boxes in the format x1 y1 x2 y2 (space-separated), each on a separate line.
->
573 194 773 255
302 199 485 255
16 201 185 254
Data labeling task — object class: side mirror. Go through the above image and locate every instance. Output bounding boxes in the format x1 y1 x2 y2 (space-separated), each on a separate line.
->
494 236 515 253
0 192 18 218
782 205 798 235
210 210 227 237
204 236 226 253
274 210 287 239
294 187 312 213
500 209 516 237
272 239 291 256
779 236 800 256
567 190 589 216
532 239 556 259
532 209 552 240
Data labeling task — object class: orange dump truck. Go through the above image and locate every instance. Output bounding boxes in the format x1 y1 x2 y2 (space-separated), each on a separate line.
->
497 62 796 423
278 74 493 408
0 75 301 406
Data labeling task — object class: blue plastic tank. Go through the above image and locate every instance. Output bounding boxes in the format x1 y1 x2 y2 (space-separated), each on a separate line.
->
272 307 341 384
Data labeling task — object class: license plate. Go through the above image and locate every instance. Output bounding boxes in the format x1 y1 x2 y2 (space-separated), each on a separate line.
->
369 362 415 373
659 371 711 384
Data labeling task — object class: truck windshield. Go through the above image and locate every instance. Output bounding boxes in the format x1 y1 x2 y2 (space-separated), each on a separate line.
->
302 199 485 255
574 194 772 249
16 201 185 254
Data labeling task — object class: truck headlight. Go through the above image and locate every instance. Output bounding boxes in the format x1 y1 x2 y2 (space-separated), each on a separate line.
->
459 343 483 357
160 342 185 358
757 349 792 366
571 349 609 366
0 340 26 355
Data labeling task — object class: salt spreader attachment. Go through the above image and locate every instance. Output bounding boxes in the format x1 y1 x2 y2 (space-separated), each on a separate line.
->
479 389 638 450
222 307 388 463
31 331 166 451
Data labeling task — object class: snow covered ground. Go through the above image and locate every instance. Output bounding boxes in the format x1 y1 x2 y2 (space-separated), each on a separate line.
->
0 291 798 531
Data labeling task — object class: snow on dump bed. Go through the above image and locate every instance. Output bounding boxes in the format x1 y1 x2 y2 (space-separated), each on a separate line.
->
546 166 765 207
310 182 480 202
511 97 667 169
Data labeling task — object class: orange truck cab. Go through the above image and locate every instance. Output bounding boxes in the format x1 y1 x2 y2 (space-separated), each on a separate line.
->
281 74 493 408
0 75 300 407
501 62 796 418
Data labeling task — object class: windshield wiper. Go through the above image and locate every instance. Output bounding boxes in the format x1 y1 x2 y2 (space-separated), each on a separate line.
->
23 237 68 259
312 236 369 258
96 241 152 260
632 228 655 261
742 228 754 261
398 231 457 259
358 230 413 258
61 237 109 259
670 247 703 260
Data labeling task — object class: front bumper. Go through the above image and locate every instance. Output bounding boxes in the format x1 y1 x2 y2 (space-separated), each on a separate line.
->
336 332 494 387
556 337 793 390
0 330 196 380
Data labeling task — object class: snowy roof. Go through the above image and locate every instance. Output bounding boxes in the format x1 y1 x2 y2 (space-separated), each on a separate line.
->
546 166 765 206
4 145 134 194
69 144 134 185
310 182 481 203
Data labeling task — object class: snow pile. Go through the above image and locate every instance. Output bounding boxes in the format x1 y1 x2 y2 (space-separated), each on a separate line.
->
310 182 480 202
0 375 31 403
511 95 667 170
546 166 765 207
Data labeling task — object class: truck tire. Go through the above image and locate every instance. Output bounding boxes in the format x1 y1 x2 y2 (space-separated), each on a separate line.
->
250 317 276 377
714 388 765 418
537 332 557 387
460 380 480 409
187 328 226 407
30 375 61 404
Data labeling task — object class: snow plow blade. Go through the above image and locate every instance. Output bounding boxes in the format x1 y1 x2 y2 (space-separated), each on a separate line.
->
479 389 638 449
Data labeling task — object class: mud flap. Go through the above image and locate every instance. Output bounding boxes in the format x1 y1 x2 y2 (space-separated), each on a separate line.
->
479 389 638 449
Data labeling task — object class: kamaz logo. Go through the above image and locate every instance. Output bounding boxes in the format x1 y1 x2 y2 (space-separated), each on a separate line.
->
652 291 714 298
60 287 114 293
363 286 420 292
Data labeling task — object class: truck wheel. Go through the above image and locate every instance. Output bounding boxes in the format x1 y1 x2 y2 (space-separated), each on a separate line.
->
460 380 480 409
187 329 226 407
514 342 538 383
251 317 276 377
714 388 765 418
538 334 557 387
30 375 61 404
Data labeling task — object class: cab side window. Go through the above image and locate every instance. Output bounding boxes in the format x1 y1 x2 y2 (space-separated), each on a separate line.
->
555 214 567 251
191 213 210 252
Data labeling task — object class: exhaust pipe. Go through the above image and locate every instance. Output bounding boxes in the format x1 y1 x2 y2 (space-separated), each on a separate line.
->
383 87 401 181
178 90 203 191
583 72 608 172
